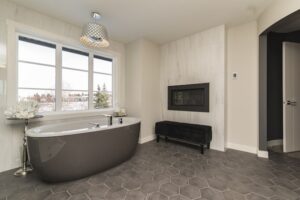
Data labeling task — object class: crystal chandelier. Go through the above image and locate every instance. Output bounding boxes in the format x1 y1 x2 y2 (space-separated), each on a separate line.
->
80 12 110 48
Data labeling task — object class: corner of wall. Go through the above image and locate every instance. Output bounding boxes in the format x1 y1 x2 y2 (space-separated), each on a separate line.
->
125 38 161 143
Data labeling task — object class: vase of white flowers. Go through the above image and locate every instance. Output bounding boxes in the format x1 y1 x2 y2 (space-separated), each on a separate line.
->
5 100 43 176
4 100 39 119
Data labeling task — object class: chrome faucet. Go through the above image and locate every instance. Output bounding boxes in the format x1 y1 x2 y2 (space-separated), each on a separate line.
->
103 114 113 126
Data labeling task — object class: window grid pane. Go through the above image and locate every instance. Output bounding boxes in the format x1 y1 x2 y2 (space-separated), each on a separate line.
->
62 68 88 91
18 89 55 112
62 49 88 71
18 62 55 89
62 90 88 111
18 40 55 65
93 91 113 109
93 56 113 74
93 73 112 92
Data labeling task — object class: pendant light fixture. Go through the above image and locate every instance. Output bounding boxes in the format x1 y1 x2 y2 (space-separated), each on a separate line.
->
80 12 110 48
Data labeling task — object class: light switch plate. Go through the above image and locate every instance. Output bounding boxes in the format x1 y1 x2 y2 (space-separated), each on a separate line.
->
232 72 238 79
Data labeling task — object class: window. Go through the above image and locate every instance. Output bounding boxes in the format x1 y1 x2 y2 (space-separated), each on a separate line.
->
93 55 113 109
18 37 56 112
62 48 89 111
17 36 114 113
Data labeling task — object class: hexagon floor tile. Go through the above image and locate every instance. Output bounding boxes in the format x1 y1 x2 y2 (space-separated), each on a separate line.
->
1 141 300 200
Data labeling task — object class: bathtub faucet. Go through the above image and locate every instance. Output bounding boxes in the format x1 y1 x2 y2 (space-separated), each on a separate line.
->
89 122 100 128
103 114 113 126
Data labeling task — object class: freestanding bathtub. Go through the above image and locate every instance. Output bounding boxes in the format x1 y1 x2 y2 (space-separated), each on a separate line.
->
27 117 140 182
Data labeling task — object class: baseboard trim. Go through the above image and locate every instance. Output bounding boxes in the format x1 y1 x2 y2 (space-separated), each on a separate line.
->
226 142 257 154
139 134 156 144
267 139 283 147
257 150 269 158
226 142 269 158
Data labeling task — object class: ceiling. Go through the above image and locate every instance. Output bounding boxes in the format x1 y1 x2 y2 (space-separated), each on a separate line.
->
10 0 274 44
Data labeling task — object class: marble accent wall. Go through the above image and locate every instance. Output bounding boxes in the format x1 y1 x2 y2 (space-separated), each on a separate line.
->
160 25 226 151
0 0 126 172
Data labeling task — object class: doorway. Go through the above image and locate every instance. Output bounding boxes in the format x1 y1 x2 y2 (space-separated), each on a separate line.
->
259 10 300 159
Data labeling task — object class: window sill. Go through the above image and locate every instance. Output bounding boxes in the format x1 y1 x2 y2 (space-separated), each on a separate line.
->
5 108 115 125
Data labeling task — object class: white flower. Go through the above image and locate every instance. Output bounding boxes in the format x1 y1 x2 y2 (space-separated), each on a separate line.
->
4 100 39 119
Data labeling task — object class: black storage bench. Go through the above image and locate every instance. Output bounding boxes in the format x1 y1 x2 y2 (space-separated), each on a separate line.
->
155 121 212 154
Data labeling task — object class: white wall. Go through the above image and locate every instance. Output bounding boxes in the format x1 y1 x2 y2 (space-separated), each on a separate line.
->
0 0 126 172
226 21 259 154
160 26 226 151
125 41 143 119
125 39 161 143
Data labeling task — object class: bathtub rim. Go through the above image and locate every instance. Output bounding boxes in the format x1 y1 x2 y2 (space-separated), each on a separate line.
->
27 117 141 138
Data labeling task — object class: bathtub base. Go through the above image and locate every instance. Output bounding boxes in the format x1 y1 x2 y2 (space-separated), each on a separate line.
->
28 122 140 183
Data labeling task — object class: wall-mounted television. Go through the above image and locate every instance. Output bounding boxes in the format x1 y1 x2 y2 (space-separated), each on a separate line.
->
168 83 209 112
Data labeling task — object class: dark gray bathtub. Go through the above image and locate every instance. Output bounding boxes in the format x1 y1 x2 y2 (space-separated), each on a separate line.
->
27 117 140 182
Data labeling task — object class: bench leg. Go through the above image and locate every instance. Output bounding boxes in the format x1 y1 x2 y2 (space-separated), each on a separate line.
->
207 143 210 149
165 136 168 143
200 144 204 154
156 135 160 143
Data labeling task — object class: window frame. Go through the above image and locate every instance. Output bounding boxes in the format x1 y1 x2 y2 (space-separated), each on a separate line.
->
15 32 116 115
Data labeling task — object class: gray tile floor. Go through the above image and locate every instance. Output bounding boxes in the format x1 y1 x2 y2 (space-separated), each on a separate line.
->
1 141 300 200
268 145 300 160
